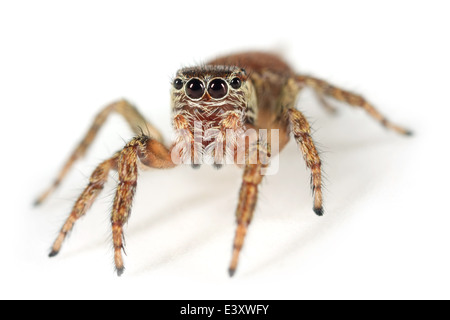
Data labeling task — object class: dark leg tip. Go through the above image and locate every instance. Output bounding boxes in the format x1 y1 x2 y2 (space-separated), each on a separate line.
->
313 207 324 216
33 199 42 207
404 130 414 137
213 163 223 170
48 250 59 258
191 164 201 169
116 267 125 277
228 268 236 278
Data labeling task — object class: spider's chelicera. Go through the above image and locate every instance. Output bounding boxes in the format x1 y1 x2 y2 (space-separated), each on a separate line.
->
35 52 412 277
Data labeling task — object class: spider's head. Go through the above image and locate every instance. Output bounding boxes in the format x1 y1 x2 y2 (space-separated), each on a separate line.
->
170 65 257 167
170 65 256 131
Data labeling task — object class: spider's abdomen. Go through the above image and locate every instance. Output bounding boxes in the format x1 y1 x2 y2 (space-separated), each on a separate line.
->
207 51 294 75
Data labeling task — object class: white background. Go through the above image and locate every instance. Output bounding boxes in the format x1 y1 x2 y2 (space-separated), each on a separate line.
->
1 0 449 300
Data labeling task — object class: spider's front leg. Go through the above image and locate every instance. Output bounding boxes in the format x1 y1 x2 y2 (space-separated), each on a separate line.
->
49 135 175 276
110 136 176 275
287 108 324 216
227 116 322 276
229 162 264 277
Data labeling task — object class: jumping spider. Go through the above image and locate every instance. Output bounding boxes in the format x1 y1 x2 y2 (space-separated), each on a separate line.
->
35 52 411 276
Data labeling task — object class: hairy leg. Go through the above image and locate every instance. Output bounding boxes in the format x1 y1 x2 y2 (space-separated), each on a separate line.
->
49 153 119 257
229 163 264 277
286 108 324 216
48 135 175 276
297 75 412 135
111 135 175 275
313 90 338 114
35 99 163 205
110 138 140 276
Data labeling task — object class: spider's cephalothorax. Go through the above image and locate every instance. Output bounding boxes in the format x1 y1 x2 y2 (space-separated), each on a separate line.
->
35 52 411 277
170 65 257 167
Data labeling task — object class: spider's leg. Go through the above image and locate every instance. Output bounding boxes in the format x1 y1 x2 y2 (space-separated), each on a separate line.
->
313 90 338 114
110 135 175 276
229 163 264 277
286 108 324 216
35 99 164 206
49 135 175 276
297 75 412 135
49 152 119 257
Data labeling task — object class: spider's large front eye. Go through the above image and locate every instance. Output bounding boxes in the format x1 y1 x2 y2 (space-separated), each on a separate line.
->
185 79 205 100
208 79 228 99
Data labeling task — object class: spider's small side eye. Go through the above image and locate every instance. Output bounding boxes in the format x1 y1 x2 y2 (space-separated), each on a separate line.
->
186 78 205 100
173 78 183 90
230 77 241 89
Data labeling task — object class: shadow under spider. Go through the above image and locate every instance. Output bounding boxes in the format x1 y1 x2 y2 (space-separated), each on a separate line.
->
242 135 411 276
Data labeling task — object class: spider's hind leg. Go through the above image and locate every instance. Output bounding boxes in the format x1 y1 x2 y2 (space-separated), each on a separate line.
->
35 99 164 206
49 153 119 257
297 75 412 136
